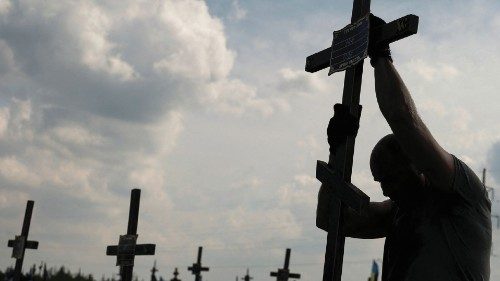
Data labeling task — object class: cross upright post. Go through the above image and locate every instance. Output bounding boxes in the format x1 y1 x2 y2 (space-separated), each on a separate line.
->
305 1 419 281
106 189 156 281
171 268 181 281
7 200 39 281
270 248 301 281
188 247 209 281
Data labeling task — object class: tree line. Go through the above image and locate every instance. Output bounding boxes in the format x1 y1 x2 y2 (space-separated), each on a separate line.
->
0 264 142 281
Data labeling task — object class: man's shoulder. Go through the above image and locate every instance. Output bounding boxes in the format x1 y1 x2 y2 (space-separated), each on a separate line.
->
446 155 490 210
450 155 482 191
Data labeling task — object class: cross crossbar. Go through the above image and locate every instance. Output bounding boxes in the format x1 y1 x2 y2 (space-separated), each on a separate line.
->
188 265 210 272
305 15 419 73
106 244 156 255
8 238 39 250
316 161 369 212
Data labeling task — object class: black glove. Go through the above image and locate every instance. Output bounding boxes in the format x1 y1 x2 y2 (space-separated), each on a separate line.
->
368 13 392 66
327 104 361 154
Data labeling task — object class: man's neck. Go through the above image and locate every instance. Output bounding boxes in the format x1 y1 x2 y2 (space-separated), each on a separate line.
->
395 183 428 210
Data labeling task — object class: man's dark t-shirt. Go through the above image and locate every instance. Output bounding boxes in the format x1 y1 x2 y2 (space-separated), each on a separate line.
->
382 155 491 281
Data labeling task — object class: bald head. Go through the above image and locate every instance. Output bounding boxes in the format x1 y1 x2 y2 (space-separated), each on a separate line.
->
370 134 412 180
370 134 425 201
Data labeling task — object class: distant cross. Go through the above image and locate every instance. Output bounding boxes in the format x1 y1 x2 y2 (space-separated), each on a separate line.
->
106 189 156 281
42 263 48 281
171 268 181 281
241 268 252 281
270 248 301 281
305 1 419 281
188 247 209 281
151 260 158 281
7 200 39 281
29 264 36 281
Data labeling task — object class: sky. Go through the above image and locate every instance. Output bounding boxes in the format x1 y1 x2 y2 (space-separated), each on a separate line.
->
0 0 500 281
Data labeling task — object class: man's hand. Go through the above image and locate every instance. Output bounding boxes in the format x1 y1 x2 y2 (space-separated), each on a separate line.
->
327 104 361 154
317 193 393 239
368 14 392 66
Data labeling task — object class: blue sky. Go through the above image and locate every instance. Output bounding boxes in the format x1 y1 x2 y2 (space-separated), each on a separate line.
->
0 1 499 281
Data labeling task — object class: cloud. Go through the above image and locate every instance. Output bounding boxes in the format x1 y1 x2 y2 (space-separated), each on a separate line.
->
228 0 247 21
0 0 283 201
0 39 16 75
278 182 314 208
202 79 280 117
0 0 280 276
277 68 329 97
0 107 8 137
0 0 275 123
406 59 459 82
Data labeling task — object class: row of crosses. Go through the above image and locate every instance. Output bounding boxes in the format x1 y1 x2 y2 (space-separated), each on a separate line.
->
150 261 181 281
6 190 302 281
153 248 300 281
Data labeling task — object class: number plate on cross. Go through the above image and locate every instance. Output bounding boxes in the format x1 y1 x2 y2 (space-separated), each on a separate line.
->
11 235 26 259
328 14 370 75
117 234 138 266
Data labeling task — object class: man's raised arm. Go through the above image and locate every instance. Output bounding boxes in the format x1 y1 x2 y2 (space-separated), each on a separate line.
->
372 58 454 190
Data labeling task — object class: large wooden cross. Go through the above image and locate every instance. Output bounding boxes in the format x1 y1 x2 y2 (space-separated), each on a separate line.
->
304 1 419 281
270 248 301 281
7 200 39 281
188 247 209 281
107 189 156 281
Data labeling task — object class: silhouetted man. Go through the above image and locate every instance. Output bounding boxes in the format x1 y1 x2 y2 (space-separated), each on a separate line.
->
317 15 491 281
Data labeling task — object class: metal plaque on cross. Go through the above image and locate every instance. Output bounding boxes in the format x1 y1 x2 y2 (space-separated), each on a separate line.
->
11 236 26 259
328 14 370 75
117 234 138 266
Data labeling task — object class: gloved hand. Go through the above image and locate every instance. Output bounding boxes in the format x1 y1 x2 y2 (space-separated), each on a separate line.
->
327 104 361 154
368 13 392 66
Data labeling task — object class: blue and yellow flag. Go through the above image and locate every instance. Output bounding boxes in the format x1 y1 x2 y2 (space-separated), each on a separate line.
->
368 260 379 281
